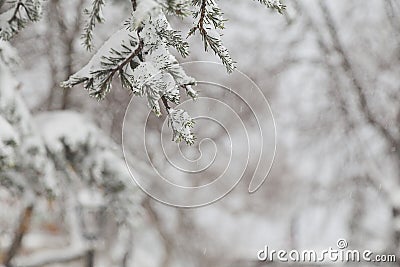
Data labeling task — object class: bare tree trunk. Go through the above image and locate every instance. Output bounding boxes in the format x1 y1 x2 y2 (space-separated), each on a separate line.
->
60 0 85 110
85 249 94 267
60 39 74 110
44 0 85 110
2 204 34 267
45 0 61 110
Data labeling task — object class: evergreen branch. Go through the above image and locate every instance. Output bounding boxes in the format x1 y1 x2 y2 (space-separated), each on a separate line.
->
0 0 42 40
255 0 286 14
196 0 207 33
62 28 145 100
129 0 161 30
89 37 144 99
82 0 105 50
161 95 171 113
8 1 40 23
3 203 34 267
188 0 235 72
203 32 235 72
8 1 25 22
131 0 137 11
155 17 189 57
164 0 191 17
168 108 195 145
107 38 144 83
57 0 285 144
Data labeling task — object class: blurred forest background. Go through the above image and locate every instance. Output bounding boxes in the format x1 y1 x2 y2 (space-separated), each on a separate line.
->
1 0 400 266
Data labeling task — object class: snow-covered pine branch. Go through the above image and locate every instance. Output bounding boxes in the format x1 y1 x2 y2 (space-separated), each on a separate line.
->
189 0 235 72
82 0 105 50
0 41 57 195
60 0 284 144
62 27 143 99
0 0 43 40
255 0 286 14
62 12 197 144
164 0 191 17
168 108 195 144
34 111 144 228
0 115 18 170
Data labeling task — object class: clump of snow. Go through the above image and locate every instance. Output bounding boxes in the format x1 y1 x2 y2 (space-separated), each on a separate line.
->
34 111 99 154
0 45 57 194
130 0 161 29
0 40 19 67
168 108 195 145
34 111 144 227
0 115 18 168
61 27 139 87
78 188 105 208
0 9 14 38
0 116 18 144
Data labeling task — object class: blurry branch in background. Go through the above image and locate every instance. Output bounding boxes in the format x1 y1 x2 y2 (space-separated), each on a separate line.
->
0 43 60 266
188 0 235 72
8 165 87 267
142 198 204 267
293 6 377 241
295 2 354 131
45 0 64 110
319 9 400 250
61 0 86 110
187 0 286 73
142 198 174 267
348 176 367 246
45 0 86 110
296 1 396 198
82 0 105 51
13 248 86 267
384 0 400 38
319 1 400 157
297 0 400 254
0 0 43 40
255 0 285 13
2 194 34 267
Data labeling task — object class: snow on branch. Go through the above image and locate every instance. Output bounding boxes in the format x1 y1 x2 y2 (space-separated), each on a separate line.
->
154 14 190 58
168 108 195 145
60 0 284 144
164 0 191 17
0 115 18 169
130 0 161 30
13 245 87 267
82 0 106 50
255 0 286 14
0 44 57 195
34 111 144 226
189 0 235 72
62 13 197 143
0 0 43 40
62 27 142 99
